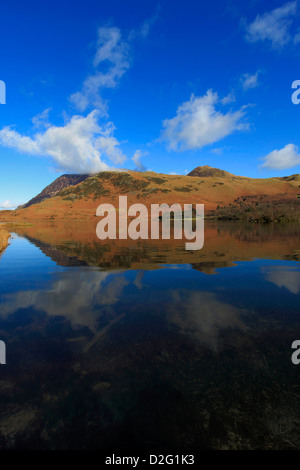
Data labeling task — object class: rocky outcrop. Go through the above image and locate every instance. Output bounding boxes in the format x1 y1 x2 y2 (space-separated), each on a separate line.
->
188 165 234 178
18 174 91 209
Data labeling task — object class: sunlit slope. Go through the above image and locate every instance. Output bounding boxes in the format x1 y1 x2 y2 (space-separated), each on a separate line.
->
0 166 299 220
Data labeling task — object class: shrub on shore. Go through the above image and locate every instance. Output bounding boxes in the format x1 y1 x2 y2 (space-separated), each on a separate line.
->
211 197 300 223
0 229 10 252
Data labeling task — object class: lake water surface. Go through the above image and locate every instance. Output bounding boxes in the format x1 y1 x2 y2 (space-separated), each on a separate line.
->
0 221 299 450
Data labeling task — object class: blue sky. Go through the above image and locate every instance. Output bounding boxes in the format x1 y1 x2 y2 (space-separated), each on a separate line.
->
1 0 300 208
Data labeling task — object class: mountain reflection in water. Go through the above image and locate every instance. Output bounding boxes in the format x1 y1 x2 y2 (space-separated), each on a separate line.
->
0 221 299 450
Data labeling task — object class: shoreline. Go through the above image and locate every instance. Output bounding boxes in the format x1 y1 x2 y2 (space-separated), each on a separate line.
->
0 228 10 253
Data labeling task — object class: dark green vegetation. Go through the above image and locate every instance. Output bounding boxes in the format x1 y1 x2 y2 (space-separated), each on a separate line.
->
99 172 149 192
145 176 166 185
59 172 151 200
174 186 193 192
213 196 300 223
60 178 110 200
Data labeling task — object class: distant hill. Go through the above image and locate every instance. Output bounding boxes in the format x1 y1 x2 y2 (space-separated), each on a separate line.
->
188 165 235 178
1 167 299 222
18 174 90 209
273 174 300 182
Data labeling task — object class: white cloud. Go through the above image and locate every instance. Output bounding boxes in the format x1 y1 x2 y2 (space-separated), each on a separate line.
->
241 71 260 90
167 290 247 351
161 90 248 151
0 270 128 331
0 26 133 174
210 147 224 155
0 110 126 174
245 1 297 48
70 16 159 112
0 200 18 210
262 266 300 294
135 17 156 39
261 143 300 169
132 150 147 171
221 92 236 104
70 26 130 112
129 6 160 40
32 108 51 129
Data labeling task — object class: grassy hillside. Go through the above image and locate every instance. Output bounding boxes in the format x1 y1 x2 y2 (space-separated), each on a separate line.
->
0 167 299 222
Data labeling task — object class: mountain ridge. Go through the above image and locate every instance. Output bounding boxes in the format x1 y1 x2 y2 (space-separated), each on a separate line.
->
18 174 91 209
19 165 300 210
1 166 299 222
188 165 235 178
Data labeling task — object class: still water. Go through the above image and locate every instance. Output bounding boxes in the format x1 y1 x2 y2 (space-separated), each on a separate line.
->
0 221 299 450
